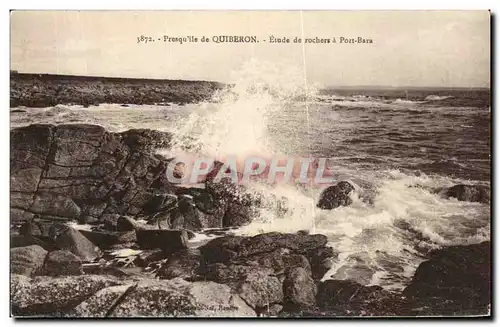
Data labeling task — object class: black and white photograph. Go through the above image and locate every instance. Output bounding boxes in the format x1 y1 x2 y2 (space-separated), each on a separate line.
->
9 10 491 318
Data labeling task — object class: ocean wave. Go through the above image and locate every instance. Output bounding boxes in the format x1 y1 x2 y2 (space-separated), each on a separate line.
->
425 95 454 101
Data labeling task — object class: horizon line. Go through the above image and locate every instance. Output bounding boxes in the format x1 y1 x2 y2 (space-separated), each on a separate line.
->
10 70 490 90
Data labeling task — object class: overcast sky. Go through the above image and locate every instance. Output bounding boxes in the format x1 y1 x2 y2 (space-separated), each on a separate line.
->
10 10 490 87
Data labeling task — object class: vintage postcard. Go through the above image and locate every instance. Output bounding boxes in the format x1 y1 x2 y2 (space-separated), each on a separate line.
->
9 10 491 318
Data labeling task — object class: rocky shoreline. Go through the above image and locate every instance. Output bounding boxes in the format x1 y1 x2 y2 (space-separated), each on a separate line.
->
10 123 491 317
10 73 225 107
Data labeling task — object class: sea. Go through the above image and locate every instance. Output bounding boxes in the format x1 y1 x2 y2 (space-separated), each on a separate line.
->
10 61 491 291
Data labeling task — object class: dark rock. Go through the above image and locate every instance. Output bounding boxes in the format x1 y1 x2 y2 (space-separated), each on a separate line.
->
101 214 121 231
442 184 490 203
303 246 337 280
77 229 136 250
42 250 83 276
316 279 409 316
156 248 202 280
11 245 48 276
202 262 270 284
237 268 284 310
10 124 176 224
135 229 188 254
403 241 491 315
134 249 166 267
199 232 328 264
11 234 54 251
177 194 204 230
54 227 101 261
283 267 317 310
19 219 43 236
317 181 355 209
317 279 386 306
77 215 100 225
11 274 122 316
201 262 283 311
204 170 256 228
120 129 172 153
174 189 222 229
241 248 312 275
116 216 139 231
78 229 121 249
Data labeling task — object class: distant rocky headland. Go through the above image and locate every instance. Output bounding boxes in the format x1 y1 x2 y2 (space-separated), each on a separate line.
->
10 72 225 107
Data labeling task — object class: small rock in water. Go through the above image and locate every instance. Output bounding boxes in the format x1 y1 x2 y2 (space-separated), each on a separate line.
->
442 184 490 203
317 181 355 210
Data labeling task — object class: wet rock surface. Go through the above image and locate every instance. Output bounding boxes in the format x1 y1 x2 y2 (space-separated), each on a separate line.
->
403 241 491 316
441 184 490 203
317 181 355 209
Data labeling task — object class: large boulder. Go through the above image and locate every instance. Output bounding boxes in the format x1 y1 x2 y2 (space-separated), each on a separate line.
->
135 229 188 254
11 274 122 316
442 184 490 203
78 229 136 250
317 181 354 210
11 245 48 276
283 267 317 310
243 248 312 275
10 124 175 223
156 248 202 280
11 234 54 251
200 262 283 312
72 278 256 317
303 246 337 280
41 250 83 276
54 227 101 261
10 124 254 230
316 279 409 316
199 232 329 264
403 241 491 315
